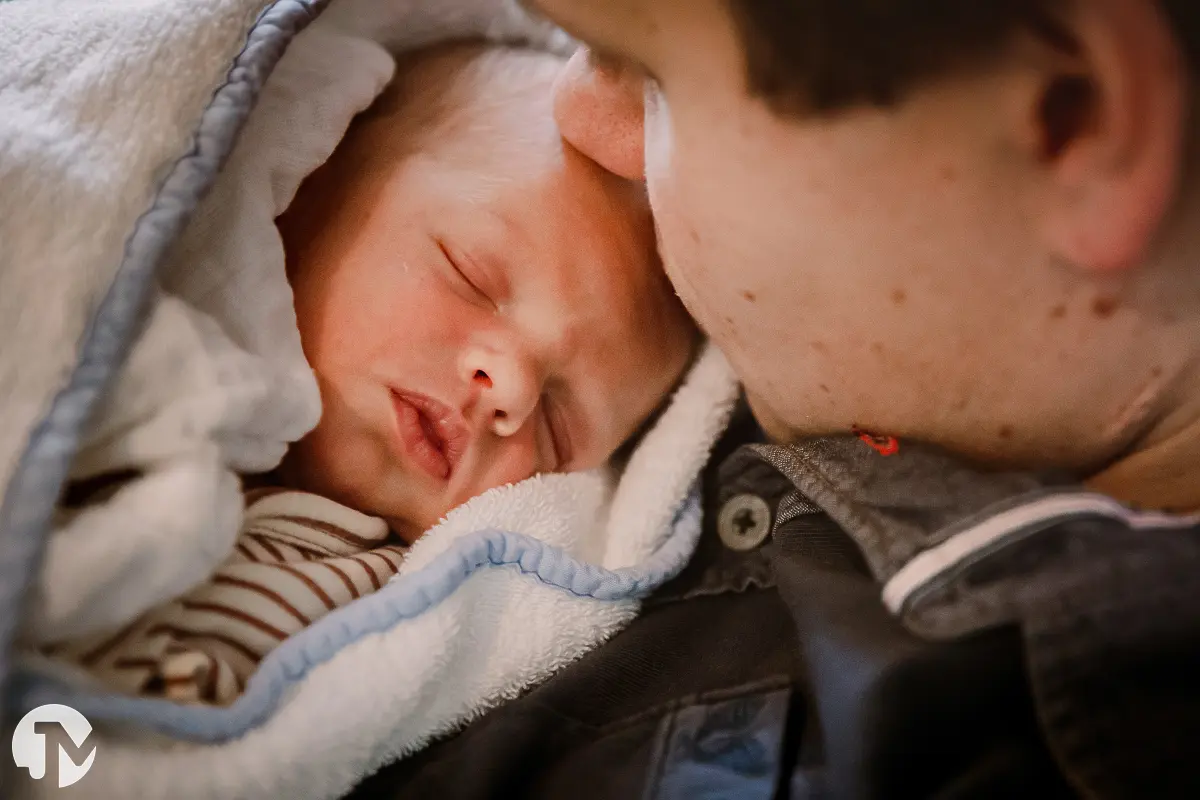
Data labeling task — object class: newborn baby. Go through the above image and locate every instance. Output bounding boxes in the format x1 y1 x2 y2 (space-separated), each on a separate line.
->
47 43 695 704
278 42 694 543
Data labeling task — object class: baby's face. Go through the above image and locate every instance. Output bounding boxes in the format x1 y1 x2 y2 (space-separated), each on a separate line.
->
280 49 694 541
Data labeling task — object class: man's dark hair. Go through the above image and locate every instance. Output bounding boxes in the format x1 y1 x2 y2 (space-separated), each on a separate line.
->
727 0 1200 114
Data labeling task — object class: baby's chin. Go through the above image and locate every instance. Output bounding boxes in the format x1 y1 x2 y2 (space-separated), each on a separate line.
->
276 442 410 532
384 513 429 545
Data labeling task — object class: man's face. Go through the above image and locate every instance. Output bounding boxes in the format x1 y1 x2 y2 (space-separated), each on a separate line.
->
281 63 693 541
537 0 1167 470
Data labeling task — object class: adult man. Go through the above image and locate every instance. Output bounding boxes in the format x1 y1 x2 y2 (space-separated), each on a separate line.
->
352 2 1200 797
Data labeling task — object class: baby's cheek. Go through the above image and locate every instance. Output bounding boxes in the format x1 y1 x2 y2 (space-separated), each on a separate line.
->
458 442 538 507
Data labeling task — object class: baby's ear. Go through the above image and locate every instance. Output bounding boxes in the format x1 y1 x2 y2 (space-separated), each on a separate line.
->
1023 0 1188 273
553 47 646 181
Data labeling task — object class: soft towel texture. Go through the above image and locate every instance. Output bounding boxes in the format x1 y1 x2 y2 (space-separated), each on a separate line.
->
0 0 295 691
23 15 391 649
3 1 741 798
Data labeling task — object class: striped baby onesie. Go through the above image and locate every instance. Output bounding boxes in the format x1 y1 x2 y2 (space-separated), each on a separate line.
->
47 488 407 705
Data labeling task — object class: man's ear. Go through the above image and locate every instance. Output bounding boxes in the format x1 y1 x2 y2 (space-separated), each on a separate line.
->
1031 0 1188 273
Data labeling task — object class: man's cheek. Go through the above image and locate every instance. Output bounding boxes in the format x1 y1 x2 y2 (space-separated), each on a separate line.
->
659 223 743 356
655 223 711 331
645 177 708 318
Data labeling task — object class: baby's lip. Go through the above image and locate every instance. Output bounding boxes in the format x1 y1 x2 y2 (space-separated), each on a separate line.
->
390 389 469 479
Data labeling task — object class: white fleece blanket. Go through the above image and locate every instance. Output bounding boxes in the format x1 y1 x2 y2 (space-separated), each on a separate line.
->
1 1 740 798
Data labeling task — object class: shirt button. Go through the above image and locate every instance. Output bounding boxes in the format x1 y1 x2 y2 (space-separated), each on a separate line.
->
717 494 772 551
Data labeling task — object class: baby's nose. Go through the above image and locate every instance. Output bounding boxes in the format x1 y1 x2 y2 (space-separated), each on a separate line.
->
462 350 542 438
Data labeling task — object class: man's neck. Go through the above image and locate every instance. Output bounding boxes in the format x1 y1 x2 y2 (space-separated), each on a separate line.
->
1087 388 1200 513
1084 116 1200 512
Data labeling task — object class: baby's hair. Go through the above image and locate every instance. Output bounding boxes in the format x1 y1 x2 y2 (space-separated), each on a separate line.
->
340 42 567 181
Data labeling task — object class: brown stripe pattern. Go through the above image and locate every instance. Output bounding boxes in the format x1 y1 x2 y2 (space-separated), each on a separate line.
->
46 491 406 706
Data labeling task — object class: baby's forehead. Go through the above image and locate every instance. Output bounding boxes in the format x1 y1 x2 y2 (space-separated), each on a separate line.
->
347 44 566 177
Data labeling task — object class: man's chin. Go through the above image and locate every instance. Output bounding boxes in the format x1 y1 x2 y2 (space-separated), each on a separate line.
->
743 390 798 443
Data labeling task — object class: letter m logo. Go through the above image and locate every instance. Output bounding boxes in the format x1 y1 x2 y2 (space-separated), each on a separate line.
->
11 704 97 788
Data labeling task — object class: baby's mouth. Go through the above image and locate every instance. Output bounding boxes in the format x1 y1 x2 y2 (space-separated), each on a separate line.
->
390 390 468 480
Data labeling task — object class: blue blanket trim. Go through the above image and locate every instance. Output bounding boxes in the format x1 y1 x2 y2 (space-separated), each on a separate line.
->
0 0 327 720
11 488 702 743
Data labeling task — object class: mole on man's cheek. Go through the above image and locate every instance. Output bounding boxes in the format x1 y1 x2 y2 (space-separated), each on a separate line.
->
1092 296 1119 318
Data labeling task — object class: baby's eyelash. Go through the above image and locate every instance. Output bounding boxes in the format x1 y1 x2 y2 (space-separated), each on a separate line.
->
437 241 489 303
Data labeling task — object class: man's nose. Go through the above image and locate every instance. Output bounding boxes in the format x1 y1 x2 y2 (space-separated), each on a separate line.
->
553 46 646 181
461 345 542 438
